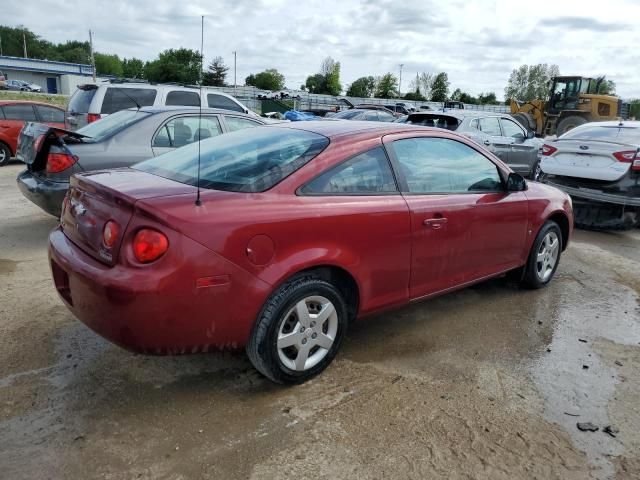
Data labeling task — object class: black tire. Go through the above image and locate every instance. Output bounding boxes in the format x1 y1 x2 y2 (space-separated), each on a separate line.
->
530 159 542 181
556 116 587 136
0 142 11 166
512 112 536 132
246 276 348 384
520 221 563 289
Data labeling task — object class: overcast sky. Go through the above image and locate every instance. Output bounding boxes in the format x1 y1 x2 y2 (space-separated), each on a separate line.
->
5 0 640 99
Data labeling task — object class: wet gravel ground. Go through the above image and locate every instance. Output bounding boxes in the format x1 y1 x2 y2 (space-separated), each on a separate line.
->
1 163 639 479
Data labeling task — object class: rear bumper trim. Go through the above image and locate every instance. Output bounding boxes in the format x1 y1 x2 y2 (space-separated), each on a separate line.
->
542 180 640 207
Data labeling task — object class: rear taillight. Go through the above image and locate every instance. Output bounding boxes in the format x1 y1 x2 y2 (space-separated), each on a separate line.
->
132 229 169 263
541 144 557 156
46 153 78 173
613 150 637 163
102 220 120 248
87 113 101 123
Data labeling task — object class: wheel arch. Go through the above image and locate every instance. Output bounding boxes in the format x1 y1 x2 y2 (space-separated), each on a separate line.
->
0 139 13 156
547 211 571 251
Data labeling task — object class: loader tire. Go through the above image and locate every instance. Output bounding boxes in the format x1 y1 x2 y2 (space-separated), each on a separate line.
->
557 116 587 136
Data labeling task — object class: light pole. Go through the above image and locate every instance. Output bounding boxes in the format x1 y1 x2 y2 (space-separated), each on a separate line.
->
398 64 403 98
233 51 237 96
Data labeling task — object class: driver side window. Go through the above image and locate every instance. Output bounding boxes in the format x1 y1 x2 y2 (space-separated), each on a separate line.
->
500 118 525 139
391 137 503 194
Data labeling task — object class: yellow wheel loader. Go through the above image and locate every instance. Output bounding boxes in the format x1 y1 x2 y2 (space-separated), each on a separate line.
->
510 76 629 137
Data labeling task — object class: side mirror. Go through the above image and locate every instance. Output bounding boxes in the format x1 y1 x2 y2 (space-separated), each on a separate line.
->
526 130 535 139
506 172 527 192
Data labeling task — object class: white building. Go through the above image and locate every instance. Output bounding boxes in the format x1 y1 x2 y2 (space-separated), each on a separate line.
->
0 56 106 95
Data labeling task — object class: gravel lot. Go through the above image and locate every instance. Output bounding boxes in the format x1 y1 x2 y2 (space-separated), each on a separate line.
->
1 162 639 479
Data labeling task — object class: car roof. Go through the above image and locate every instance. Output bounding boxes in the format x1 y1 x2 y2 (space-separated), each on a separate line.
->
574 120 640 128
0 100 64 108
266 120 436 138
408 110 506 120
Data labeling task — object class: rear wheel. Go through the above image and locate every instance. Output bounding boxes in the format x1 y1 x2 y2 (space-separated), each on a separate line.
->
557 116 587 136
520 221 563 289
247 276 348 384
0 142 11 166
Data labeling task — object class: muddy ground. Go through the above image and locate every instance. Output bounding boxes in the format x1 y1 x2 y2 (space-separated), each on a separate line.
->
1 163 639 479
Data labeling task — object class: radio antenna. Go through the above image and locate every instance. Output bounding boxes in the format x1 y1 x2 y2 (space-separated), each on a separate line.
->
195 15 204 206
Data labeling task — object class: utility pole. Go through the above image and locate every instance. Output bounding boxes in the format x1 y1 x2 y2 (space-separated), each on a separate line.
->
398 64 403 97
23 31 28 58
0 34 3 56
233 51 237 96
89 30 96 82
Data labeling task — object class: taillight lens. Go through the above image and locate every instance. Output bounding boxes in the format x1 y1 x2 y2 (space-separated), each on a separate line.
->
132 229 169 263
102 220 120 248
87 113 101 123
541 144 557 156
612 150 637 163
46 153 77 173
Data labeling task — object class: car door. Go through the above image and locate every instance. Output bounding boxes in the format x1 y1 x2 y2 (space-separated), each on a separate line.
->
0 103 38 155
500 117 536 175
385 133 529 300
473 117 511 162
151 115 223 156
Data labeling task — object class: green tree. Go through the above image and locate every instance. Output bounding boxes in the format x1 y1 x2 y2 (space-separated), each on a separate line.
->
305 73 326 94
122 58 145 79
202 56 229 86
145 48 202 84
478 92 498 104
374 73 398 98
346 76 376 97
304 57 341 95
595 78 616 95
629 99 640 119
245 68 285 90
430 72 450 102
94 53 123 76
450 88 462 101
504 64 560 101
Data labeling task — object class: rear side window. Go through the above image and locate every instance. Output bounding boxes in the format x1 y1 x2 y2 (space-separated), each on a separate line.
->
207 93 244 112
101 88 157 114
301 147 397 195
68 87 97 113
136 127 329 193
224 116 261 132
166 91 200 107
2 104 37 121
478 117 502 136
36 105 65 123
153 116 222 148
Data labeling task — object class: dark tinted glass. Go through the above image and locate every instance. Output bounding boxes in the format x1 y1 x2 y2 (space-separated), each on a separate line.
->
560 124 640 144
68 87 97 113
101 88 157 114
165 91 200 107
392 137 502 193
301 147 396 194
36 105 65 123
333 110 363 119
207 94 244 112
2 104 37 121
136 127 329 192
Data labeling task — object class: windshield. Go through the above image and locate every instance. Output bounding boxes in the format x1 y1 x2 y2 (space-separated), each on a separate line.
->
75 109 151 143
68 87 97 113
560 124 640 144
134 126 330 192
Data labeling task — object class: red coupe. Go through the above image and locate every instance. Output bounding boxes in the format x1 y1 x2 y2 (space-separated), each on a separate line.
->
48 121 573 383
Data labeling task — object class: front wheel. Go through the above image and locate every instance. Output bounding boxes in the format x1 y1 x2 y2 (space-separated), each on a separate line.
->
247 276 348 384
519 221 563 289
0 142 12 166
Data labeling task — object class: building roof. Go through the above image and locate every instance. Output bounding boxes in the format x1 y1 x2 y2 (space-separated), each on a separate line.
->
0 55 94 76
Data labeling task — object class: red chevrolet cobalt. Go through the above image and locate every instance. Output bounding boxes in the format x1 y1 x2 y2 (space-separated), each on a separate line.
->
49 121 573 383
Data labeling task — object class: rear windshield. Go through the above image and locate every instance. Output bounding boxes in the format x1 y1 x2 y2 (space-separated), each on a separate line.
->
135 127 329 192
333 110 362 119
75 109 151 143
560 124 640 144
406 114 461 130
101 87 157 114
68 87 97 113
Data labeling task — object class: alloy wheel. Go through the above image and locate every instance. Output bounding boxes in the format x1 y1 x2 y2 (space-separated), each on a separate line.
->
536 231 559 282
277 295 338 371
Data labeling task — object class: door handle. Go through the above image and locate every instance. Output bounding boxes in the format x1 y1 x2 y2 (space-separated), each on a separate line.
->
483 140 491 145
423 218 448 229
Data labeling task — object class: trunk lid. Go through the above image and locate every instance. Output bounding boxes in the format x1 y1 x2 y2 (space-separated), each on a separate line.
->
542 139 633 181
61 169 196 266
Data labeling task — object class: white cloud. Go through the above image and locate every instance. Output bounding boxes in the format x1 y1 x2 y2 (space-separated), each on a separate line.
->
3 0 640 98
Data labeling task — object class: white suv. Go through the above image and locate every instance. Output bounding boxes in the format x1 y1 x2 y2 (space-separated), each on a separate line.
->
66 82 258 129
